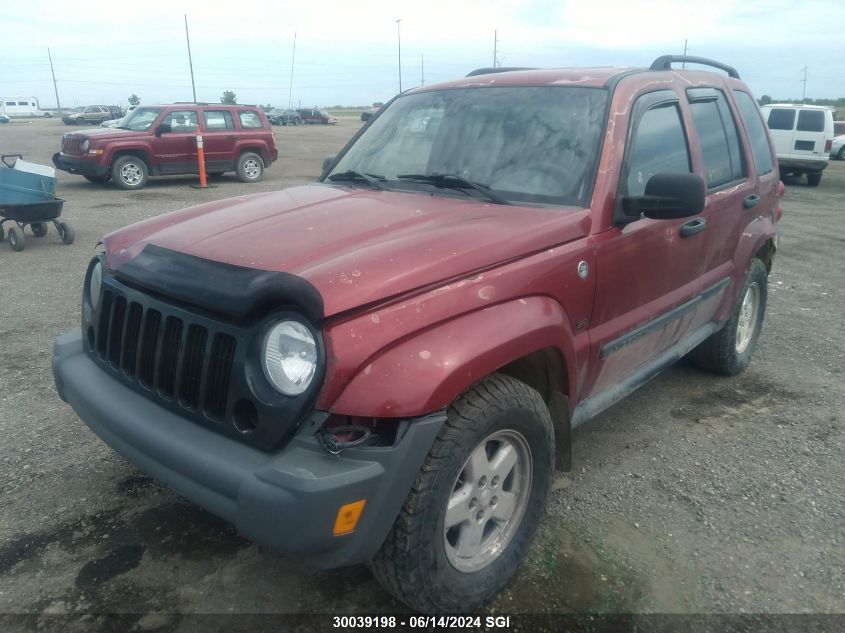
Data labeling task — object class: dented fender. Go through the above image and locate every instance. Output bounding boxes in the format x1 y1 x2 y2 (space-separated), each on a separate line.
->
327 297 576 418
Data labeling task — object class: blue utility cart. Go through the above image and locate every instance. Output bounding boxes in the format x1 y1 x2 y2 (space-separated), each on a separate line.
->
0 154 74 251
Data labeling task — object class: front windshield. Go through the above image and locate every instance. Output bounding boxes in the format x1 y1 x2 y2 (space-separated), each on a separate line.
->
329 86 608 206
72 106 85 112
117 106 163 131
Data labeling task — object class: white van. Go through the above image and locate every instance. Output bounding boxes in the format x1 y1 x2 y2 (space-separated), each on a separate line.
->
761 104 834 186
0 96 52 118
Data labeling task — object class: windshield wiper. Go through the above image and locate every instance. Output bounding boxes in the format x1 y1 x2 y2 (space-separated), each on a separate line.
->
396 173 511 205
326 170 386 190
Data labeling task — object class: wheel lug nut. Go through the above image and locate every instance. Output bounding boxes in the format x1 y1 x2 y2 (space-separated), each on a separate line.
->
491 475 499 487
478 476 487 488
491 496 497 506
469 498 477 509
476 510 484 521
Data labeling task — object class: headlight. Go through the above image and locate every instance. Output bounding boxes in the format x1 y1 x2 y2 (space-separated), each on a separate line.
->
262 320 317 395
81 139 90 152
88 261 102 310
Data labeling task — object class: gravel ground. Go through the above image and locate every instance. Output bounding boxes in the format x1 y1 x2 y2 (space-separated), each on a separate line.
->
0 118 842 626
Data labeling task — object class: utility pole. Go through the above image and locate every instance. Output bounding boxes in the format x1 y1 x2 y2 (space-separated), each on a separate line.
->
396 19 402 93
288 32 297 110
682 39 688 68
801 65 808 102
493 30 500 68
420 53 424 86
184 14 197 102
47 48 61 111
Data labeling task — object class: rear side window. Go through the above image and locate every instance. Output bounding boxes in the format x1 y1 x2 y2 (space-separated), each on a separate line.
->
733 91 774 176
162 110 198 132
767 109 795 131
626 102 691 196
797 110 825 132
238 111 263 128
688 89 746 189
203 110 235 130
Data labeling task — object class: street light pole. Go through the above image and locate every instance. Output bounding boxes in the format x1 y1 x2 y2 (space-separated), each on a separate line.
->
184 14 197 102
47 48 61 111
396 19 402 93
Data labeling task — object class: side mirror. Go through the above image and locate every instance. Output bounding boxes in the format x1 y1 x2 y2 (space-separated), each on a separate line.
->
321 155 337 177
155 123 172 136
621 173 705 221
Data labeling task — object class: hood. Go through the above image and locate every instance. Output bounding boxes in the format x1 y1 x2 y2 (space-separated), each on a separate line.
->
104 184 591 318
66 127 139 140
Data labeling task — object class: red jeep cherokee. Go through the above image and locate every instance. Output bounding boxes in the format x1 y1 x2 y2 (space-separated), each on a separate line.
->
52 103 277 189
53 56 781 612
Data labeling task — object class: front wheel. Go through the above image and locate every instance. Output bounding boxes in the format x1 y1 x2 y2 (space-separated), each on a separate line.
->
236 152 265 183
30 222 48 237
838 147 845 161
7 225 25 251
368 374 554 613
84 174 111 183
56 221 75 244
691 258 767 375
111 155 149 190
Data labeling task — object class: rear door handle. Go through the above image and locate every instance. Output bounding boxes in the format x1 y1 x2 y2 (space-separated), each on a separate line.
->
743 194 760 209
680 217 707 238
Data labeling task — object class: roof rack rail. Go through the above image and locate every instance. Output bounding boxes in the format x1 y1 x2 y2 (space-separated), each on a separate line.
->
172 101 211 105
466 67 536 77
649 55 740 79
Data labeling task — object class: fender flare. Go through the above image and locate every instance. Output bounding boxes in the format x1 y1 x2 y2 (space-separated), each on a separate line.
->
329 296 577 418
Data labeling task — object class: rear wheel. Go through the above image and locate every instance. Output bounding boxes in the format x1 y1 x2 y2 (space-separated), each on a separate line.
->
369 374 554 613
838 146 845 161
84 174 111 183
236 152 264 182
8 225 25 251
807 172 822 187
691 258 767 375
111 155 149 190
30 222 48 237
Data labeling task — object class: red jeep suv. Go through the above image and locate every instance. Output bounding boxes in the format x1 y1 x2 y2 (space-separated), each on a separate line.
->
53 104 277 189
53 56 781 612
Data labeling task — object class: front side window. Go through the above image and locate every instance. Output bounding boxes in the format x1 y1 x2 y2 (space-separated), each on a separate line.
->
797 109 825 132
203 110 235 130
688 89 746 189
162 110 198 132
330 86 609 207
625 102 691 196
117 107 163 131
733 91 774 176
767 108 796 130
238 111 263 128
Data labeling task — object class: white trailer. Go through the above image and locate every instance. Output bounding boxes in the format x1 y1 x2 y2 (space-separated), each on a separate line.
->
0 97 52 117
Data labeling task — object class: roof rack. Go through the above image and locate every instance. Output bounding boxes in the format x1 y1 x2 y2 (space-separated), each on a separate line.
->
172 101 211 105
466 67 536 77
649 55 740 79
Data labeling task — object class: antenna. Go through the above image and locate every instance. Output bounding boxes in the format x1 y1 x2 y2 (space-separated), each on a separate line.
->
682 39 688 69
801 65 808 102
421 53 424 86
493 30 500 67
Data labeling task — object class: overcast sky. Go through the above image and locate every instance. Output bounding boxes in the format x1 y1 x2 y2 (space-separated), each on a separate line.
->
2 0 843 109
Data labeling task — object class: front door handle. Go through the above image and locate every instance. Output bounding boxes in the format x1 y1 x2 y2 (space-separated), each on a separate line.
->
743 194 760 209
680 217 707 238
226 135 237 140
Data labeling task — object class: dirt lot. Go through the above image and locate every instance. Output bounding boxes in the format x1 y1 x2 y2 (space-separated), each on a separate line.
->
0 118 842 626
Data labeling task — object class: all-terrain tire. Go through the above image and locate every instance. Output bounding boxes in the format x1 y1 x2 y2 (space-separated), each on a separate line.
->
691 258 767 375
368 373 554 613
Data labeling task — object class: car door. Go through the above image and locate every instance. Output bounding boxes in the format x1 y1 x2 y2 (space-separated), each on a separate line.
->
586 89 715 398
764 107 797 160
200 109 238 171
683 88 756 293
792 108 828 162
153 109 199 174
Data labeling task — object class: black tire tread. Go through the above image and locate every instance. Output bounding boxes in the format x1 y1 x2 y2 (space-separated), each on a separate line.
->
368 373 553 613
691 258 767 375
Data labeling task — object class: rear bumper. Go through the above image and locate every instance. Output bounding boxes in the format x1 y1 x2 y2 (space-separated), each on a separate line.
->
52 329 445 568
52 152 109 178
777 158 828 173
